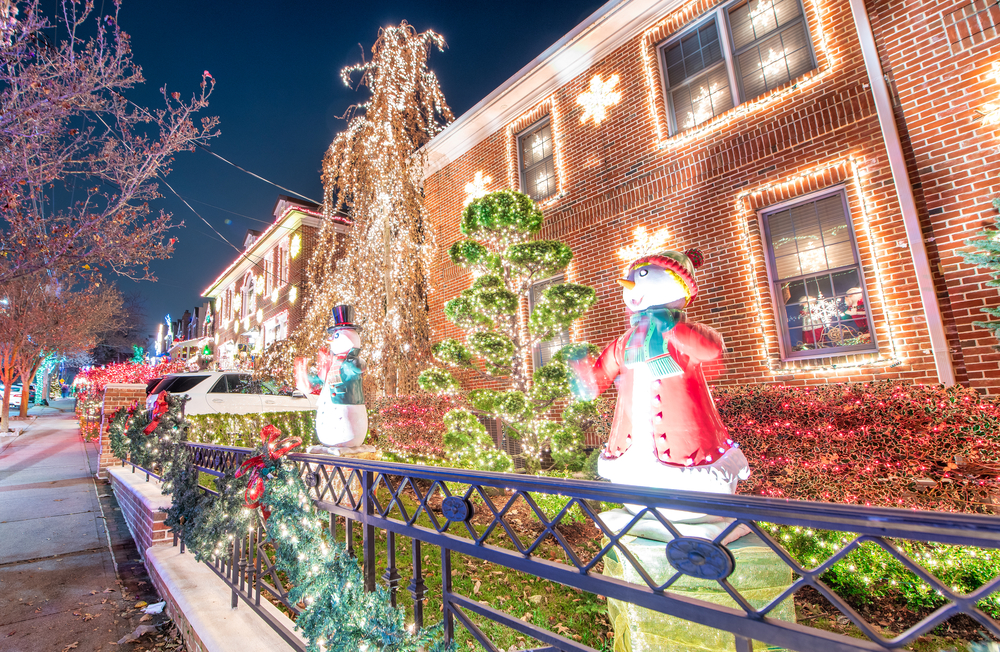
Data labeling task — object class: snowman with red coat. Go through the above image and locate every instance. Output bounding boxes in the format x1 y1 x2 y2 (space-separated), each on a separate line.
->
568 248 749 527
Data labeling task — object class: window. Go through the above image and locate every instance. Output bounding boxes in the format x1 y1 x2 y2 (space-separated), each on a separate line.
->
761 188 876 360
277 240 290 287
517 119 557 201
240 274 254 320
264 254 273 296
151 375 210 395
529 275 572 369
659 0 816 135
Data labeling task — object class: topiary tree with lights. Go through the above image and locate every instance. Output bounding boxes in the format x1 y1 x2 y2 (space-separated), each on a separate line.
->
961 195 1000 348
418 190 600 474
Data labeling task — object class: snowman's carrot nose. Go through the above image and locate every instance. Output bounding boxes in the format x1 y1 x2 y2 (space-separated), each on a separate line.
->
617 279 635 290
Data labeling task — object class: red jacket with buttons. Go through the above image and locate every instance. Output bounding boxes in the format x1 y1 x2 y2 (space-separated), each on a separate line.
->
582 319 733 467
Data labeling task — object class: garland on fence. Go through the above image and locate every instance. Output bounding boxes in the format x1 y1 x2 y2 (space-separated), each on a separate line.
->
113 393 446 652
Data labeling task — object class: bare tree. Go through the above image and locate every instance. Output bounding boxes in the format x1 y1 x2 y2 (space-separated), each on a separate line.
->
0 274 121 429
0 0 219 284
92 291 146 365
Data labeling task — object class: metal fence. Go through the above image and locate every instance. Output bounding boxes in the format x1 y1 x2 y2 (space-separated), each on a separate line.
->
127 443 1000 652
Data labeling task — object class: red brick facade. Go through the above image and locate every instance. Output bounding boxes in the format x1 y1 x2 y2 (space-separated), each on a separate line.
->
422 0 1000 393
108 466 172 555
96 383 147 479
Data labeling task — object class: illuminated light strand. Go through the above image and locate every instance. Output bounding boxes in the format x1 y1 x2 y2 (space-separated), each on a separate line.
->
505 95 567 206
463 170 492 206
976 62 1000 126
735 156 902 375
640 0 835 150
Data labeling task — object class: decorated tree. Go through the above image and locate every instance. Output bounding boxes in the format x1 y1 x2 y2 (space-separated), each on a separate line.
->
0 0 218 285
0 274 122 429
297 21 453 394
961 195 1000 347
418 190 598 473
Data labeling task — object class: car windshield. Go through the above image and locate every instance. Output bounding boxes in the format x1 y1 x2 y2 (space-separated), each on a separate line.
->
145 378 162 394
151 375 210 394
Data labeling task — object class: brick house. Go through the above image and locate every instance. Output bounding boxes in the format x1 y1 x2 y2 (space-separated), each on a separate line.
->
202 195 348 370
421 0 1000 394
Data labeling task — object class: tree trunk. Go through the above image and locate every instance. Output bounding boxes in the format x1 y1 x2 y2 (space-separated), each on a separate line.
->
1 383 10 433
18 383 29 418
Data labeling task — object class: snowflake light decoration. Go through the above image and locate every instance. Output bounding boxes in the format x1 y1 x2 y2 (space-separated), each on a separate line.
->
577 73 622 125
617 225 672 267
463 170 492 206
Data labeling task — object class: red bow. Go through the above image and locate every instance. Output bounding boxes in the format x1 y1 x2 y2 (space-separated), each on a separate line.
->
143 393 169 435
236 425 302 517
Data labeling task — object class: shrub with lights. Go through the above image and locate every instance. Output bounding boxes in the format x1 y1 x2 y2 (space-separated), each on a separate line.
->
368 393 461 464
418 190 599 473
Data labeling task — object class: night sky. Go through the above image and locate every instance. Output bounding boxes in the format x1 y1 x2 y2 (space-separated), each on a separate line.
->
110 0 607 338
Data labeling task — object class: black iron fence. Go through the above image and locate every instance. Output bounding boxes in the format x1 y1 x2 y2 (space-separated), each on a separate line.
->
126 443 1000 652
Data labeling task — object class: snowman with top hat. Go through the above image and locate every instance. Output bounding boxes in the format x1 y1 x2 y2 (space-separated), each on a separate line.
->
294 305 371 455
568 248 749 531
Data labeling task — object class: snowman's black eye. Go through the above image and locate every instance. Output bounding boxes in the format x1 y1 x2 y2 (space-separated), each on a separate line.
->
638 269 648 277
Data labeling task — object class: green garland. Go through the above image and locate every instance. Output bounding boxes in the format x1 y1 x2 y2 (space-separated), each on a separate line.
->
114 393 447 652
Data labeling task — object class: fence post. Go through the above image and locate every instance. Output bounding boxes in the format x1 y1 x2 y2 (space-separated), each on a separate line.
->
441 547 454 643
362 470 376 592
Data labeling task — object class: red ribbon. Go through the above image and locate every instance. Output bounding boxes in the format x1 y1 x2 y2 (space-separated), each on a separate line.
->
143 393 169 434
235 425 302 517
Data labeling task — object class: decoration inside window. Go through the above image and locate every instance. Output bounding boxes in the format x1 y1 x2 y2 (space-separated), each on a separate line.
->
518 120 557 201
762 189 876 358
659 0 816 136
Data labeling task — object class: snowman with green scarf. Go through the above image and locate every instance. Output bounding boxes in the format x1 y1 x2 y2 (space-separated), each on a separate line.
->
568 248 749 525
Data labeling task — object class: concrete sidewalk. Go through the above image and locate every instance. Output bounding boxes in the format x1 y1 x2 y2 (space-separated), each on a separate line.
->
0 412 173 651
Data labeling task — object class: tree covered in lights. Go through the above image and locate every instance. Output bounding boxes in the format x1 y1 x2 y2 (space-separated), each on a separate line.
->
419 190 599 473
961 195 1000 348
298 21 453 395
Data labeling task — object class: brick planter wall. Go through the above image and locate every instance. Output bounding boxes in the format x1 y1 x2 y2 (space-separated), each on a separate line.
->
108 466 172 557
97 383 147 479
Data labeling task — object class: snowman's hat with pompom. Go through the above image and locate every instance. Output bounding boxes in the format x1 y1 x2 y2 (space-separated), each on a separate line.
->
626 248 705 306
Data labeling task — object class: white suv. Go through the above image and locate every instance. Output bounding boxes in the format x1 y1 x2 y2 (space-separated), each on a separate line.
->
145 372 318 416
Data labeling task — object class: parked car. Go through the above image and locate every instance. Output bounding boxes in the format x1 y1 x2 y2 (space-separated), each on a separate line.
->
1 383 35 407
145 372 318 416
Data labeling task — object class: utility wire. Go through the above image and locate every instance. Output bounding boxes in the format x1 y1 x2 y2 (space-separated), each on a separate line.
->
194 144 322 206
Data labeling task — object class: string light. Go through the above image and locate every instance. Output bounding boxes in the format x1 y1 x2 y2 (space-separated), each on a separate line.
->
639 0 835 147
734 156 901 375
976 62 1000 126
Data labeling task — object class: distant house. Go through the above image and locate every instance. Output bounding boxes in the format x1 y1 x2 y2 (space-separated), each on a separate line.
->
202 195 349 370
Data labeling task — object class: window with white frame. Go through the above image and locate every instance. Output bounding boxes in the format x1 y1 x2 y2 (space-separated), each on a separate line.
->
760 187 876 360
264 254 273 296
517 119 557 201
240 274 254 320
529 275 572 369
660 0 816 135
277 240 290 287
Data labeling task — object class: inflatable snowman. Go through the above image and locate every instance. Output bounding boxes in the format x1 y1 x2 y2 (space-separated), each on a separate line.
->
294 305 370 454
568 248 749 524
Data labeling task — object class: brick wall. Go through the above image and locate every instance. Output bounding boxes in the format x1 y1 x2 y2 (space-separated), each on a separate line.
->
423 0 984 392
96 383 147 479
108 466 172 556
867 0 1000 393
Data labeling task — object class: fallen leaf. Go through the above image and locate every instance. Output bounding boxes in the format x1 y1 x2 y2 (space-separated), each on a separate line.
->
473 580 481 595
528 595 543 605
140 615 152 623
103 589 114 593
134 601 148 609
61 643 78 652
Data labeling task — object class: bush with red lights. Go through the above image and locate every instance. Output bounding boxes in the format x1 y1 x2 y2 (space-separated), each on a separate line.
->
368 394 464 463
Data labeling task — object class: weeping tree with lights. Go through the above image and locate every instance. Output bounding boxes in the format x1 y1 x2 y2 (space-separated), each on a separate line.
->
293 21 453 394
418 190 599 474
961 194 1000 348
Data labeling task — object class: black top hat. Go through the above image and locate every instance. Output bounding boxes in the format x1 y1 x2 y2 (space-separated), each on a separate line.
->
327 305 360 333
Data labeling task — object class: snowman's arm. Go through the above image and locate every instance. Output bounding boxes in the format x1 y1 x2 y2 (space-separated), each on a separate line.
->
568 337 622 400
668 322 724 363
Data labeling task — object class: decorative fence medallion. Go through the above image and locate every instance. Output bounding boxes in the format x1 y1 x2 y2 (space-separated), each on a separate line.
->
441 496 474 522
665 536 735 580
304 472 320 488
